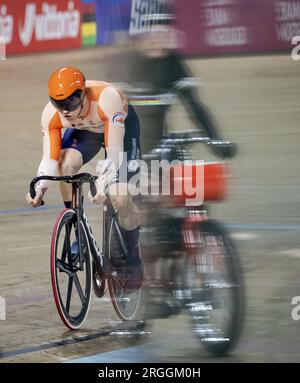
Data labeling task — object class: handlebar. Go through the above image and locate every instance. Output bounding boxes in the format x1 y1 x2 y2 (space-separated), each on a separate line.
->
162 133 236 157
29 173 98 205
162 136 212 145
165 132 231 146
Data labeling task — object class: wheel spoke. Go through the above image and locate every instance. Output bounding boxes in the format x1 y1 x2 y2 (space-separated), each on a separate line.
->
64 221 72 263
56 259 72 276
73 273 86 304
61 238 67 263
66 276 74 314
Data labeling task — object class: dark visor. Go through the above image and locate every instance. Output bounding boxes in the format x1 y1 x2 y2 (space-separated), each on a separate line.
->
50 89 84 112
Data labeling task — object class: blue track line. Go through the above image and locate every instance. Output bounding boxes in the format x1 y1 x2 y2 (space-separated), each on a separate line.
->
0 331 112 359
0 204 63 215
0 203 94 215
0 322 148 360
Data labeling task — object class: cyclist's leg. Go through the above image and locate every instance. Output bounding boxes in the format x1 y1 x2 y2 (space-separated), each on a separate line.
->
109 183 143 290
58 148 83 204
58 128 103 206
110 103 141 234
109 105 143 289
110 183 141 230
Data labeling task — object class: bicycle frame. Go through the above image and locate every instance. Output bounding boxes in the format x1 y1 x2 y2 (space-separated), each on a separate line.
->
29 173 126 279
29 174 101 272
71 180 105 274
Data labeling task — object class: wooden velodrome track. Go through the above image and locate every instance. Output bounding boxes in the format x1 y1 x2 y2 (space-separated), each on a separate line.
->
1 47 300 362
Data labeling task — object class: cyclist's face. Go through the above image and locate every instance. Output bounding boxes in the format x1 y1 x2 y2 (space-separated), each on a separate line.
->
51 89 85 120
61 106 82 121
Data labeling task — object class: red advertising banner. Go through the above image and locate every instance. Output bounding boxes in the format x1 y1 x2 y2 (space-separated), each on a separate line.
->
0 0 82 55
174 0 300 55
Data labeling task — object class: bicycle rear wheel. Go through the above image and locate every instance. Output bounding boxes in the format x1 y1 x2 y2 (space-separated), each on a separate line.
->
184 219 244 356
51 209 92 330
107 217 142 321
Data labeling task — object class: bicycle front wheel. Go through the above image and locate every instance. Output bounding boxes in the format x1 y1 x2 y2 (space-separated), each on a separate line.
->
51 209 92 330
184 219 244 356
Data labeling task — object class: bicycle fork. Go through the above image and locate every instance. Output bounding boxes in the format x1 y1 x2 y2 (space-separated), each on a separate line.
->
81 210 109 279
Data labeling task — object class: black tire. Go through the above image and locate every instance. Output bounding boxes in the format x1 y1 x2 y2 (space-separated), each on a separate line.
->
106 217 142 321
51 209 92 330
184 219 244 356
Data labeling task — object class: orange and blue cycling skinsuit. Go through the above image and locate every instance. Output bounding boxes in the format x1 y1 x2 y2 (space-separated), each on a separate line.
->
37 80 140 190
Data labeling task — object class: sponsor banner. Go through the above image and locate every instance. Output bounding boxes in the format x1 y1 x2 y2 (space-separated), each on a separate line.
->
95 0 131 45
129 0 173 35
95 0 174 44
174 0 300 55
0 0 82 55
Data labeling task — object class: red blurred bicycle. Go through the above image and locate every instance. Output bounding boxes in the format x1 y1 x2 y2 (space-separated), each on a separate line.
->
140 132 244 356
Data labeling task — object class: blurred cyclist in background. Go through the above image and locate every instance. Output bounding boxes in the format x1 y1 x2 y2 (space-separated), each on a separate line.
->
26 66 143 290
103 0 237 317
105 0 236 157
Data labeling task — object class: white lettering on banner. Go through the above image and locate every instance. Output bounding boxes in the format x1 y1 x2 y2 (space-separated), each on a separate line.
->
206 26 247 46
130 0 171 34
0 5 14 44
20 3 35 46
275 1 300 42
203 0 235 6
276 1 300 21
19 1 80 47
202 1 248 47
204 8 233 27
277 22 300 42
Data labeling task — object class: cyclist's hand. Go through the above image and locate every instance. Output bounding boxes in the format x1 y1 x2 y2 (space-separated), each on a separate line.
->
26 188 45 208
88 190 106 204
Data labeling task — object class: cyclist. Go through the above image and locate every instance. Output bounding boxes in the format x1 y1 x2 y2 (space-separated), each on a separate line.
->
105 11 236 156
103 4 236 316
26 66 143 290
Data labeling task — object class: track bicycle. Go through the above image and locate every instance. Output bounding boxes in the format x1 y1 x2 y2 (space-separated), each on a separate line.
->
29 173 143 330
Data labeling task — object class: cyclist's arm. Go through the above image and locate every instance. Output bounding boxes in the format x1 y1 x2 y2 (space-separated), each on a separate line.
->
170 55 236 158
168 54 221 141
178 84 221 141
177 84 237 158
97 86 126 192
36 104 62 190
